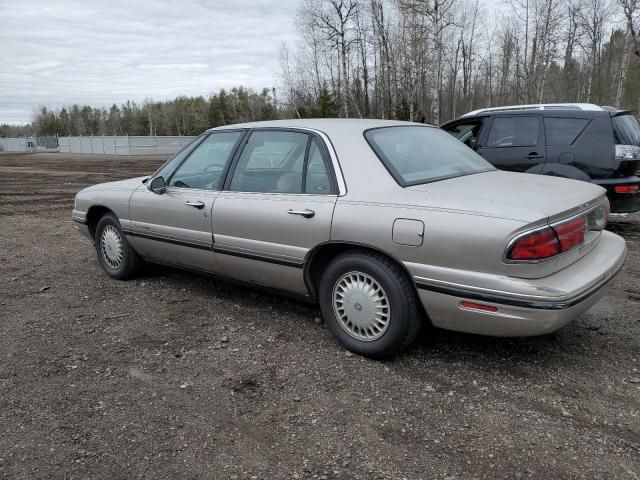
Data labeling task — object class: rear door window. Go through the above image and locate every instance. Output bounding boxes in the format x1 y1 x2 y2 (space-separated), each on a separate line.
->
305 138 332 194
229 130 309 193
486 116 540 147
544 118 590 145
612 115 640 147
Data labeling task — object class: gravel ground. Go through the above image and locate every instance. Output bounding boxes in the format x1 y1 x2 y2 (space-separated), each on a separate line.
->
0 153 639 480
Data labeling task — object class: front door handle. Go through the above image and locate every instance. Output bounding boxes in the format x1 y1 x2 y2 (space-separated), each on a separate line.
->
185 201 205 209
525 152 544 159
288 208 315 218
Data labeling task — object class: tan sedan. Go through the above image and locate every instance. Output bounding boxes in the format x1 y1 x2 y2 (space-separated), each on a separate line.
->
73 119 627 358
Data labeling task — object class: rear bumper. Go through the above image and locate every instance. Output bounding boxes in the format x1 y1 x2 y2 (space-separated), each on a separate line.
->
593 177 640 213
413 231 627 336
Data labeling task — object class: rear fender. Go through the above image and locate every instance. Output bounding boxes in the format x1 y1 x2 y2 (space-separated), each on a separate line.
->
537 163 592 182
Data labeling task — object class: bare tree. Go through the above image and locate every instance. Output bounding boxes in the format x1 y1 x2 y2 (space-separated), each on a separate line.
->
279 0 637 124
579 0 611 102
302 0 360 117
619 0 640 58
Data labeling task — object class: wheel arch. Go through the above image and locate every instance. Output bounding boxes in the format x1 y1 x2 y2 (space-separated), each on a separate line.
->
303 241 419 302
86 205 117 239
536 163 593 182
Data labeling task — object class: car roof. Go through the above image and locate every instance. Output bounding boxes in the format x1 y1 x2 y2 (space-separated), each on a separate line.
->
208 118 434 135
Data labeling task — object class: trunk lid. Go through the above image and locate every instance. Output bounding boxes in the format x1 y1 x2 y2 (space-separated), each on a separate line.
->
407 170 608 278
406 170 606 223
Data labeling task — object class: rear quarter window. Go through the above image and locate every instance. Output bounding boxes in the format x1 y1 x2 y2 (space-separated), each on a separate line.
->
612 115 640 147
544 118 590 145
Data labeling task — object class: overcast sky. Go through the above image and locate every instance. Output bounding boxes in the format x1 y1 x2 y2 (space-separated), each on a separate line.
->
0 0 299 124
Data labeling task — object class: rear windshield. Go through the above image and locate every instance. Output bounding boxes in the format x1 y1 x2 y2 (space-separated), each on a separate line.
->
364 126 495 186
612 114 640 147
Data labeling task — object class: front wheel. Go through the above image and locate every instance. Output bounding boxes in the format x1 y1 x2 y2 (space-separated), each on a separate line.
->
94 213 144 280
319 251 422 359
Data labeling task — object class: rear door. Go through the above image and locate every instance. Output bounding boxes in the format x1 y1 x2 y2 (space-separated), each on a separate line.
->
477 115 546 173
212 129 338 295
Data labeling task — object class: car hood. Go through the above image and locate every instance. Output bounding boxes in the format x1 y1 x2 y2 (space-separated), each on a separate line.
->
83 176 148 192
405 170 607 223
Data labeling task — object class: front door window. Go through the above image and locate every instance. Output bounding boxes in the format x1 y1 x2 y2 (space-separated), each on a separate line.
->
168 131 242 190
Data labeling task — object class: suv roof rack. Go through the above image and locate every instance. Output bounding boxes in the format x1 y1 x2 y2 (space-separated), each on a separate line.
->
462 103 605 117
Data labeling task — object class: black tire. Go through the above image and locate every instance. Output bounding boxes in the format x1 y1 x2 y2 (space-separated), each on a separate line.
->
319 250 422 359
94 213 144 280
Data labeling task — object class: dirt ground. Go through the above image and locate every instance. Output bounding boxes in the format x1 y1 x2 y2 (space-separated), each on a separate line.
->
0 152 639 480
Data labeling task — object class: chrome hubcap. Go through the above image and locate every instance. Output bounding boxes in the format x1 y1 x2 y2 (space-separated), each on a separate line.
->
100 225 124 269
332 271 390 342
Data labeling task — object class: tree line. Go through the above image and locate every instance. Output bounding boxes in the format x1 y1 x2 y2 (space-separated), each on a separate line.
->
0 87 279 138
280 0 640 123
2 0 639 138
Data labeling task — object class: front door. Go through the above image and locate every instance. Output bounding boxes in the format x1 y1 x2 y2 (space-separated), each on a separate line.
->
128 130 244 272
477 115 546 173
212 129 338 295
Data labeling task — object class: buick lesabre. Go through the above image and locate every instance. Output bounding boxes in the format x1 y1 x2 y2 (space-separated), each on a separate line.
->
72 119 627 358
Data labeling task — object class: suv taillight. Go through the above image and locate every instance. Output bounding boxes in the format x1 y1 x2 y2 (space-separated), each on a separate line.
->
614 185 639 193
615 144 640 161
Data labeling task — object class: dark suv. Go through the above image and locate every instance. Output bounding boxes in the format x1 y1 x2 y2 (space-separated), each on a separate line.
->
441 103 640 212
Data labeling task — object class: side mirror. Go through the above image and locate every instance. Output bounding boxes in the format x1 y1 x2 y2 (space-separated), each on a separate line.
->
468 138 477 150
149 176 166 194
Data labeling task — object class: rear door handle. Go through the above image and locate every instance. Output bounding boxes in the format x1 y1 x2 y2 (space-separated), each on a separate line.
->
525 152 544 159
185 201 205 209
288 208 315 218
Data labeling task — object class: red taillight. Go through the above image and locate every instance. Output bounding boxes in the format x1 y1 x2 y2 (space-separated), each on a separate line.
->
507 217 587 261
507 227 560 260
614 185 639 193
460 301 498 312
553 217 585 252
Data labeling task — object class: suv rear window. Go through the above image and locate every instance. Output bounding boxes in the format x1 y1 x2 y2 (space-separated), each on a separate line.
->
544 118 589 145
612 114 640 146
364 126 494 186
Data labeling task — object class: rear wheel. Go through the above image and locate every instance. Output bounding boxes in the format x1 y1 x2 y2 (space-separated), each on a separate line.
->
95 213 143 280
319 250 422 359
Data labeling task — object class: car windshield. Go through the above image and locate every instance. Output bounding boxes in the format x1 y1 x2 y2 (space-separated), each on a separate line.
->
612 114 640 147
365 126 495 186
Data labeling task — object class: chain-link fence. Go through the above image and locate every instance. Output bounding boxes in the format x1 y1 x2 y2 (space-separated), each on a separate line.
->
0 135 197 155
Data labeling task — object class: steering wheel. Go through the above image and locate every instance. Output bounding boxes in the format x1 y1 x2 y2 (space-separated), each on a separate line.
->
203 164 223 177
494 136 513 146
